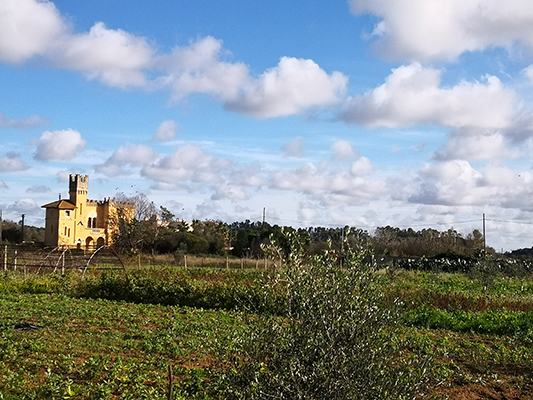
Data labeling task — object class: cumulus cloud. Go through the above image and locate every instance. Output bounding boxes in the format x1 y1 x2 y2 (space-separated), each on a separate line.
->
26 185 51 193
331 140 359 160
225 57 348 118
409 160 486 206
56 170 71 182
156 37 250 101
0 113 50 129
33 129 86 161
0 152 28 171
95 144 157 176
57 22 153 88
0 0 64 63
433 130 511 161
0 2 346 117
7 198 40 214
349 0 533 62
158 38 347 118
142 144 232 184
211 183 248 201
409 159 533 212
282 136 306 158
270 162 386 205
153 120 178 142
0 0 151 88
297 202 319 224
350 156 373 175
341 64 517 129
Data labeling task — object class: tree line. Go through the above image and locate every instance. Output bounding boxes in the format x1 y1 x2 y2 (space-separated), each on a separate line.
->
0 193 491 259
110 195 489 258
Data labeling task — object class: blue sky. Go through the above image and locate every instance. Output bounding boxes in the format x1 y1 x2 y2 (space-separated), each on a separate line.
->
2 0 533 251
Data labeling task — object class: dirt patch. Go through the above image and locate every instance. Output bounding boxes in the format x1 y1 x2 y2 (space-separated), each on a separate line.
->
431 381 532 400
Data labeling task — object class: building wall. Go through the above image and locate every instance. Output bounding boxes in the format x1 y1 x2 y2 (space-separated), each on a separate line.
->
43 174 135 249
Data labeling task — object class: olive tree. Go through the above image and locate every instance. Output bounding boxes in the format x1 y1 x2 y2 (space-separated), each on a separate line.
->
219 229 429 400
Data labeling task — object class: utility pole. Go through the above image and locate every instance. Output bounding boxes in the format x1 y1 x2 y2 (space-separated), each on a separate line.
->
21 214 25 244
0 209 2 243
262 207 266 228
482 213 486 250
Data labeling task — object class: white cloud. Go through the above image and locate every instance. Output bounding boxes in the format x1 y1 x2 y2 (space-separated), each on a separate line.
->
524 65 533 83
0 0 65 63
350 157 373 175
56 170 71 182
349 0 533 62
0 0 151 88
270 162 386 205
7 198 40 214
153 120 178 142
33 129 86 161
142 144 232 184
409 160 489 206
26 185 51 193
157 39 347 118
0 3 347 118
434 130 511 161
156 36 250 101
57 22 153 88
225 57 348 118
331 140 359 160
95 144 157 176
282 136 306 158
211 184 248 201
0 152 28 171
297 202 318 224
341 64 517 129
0 113 50 129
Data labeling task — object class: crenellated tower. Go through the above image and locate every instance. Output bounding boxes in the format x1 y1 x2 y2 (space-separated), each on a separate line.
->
69 174 88 216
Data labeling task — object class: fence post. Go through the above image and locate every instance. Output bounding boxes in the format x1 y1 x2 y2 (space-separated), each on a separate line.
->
184 255 187 271
167 364 173 400
61 254 65 276
226 257 229 270
13 250 17 271
3 245 6 271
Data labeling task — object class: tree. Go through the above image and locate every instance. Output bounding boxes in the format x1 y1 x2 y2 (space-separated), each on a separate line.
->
221 229 429 399
111 193 159 254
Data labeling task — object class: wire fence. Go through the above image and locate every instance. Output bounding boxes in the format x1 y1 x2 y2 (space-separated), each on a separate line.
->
0 244 278 276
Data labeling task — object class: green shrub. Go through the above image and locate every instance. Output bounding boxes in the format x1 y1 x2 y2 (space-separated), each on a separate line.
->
218 230 430 400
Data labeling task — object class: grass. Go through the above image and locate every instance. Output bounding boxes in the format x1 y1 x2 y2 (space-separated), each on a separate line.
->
1 266 533 398
0 291 239 399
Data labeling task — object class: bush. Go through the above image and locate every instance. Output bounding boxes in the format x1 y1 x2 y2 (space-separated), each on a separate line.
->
218 229 429 399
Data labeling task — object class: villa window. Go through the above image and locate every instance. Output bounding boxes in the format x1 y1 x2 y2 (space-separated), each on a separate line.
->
92 218 97 228
87 217 92 227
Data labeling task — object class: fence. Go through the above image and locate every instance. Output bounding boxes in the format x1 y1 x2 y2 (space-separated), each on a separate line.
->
0 245 279 275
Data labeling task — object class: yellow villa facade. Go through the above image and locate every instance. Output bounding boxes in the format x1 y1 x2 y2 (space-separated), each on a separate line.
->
41 174 134 249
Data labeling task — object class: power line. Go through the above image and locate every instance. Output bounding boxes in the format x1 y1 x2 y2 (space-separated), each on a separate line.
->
486 218 533 226
266 216 482 229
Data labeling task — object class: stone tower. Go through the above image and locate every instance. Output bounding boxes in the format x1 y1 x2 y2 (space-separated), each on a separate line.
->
69 174 88 216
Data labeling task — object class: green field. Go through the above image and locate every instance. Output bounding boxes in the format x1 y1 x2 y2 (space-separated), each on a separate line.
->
1 264 533 399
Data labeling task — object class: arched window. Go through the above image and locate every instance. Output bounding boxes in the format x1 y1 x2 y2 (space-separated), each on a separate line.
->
87 217 92 227
92 218 97 228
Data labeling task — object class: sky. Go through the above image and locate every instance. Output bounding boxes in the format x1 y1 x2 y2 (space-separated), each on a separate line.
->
2 0 533 251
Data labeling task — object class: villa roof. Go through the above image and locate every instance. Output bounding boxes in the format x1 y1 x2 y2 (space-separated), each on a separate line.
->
41 200 77 209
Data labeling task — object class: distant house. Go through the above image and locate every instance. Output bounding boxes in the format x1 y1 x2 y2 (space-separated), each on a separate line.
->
41 174 134 249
